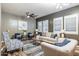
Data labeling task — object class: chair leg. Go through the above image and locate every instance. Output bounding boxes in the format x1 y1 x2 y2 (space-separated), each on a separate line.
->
22 47 23 51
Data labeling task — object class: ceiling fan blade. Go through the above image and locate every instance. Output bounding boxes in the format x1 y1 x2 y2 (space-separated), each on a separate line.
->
26 12 29 16
30 14 38 17
25 12 38 19
35 15 38 17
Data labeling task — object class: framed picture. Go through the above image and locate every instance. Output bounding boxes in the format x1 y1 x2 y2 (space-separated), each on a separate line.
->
18 21 27 30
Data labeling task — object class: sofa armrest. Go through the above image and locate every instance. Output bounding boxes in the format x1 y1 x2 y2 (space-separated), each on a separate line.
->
62 39 78 52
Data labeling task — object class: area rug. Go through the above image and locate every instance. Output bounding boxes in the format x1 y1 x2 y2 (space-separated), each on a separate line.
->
23 43 44 56
23 43 36 51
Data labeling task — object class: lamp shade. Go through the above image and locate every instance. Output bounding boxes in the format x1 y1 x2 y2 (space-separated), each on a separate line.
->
61 30 65 38
61 30 64 33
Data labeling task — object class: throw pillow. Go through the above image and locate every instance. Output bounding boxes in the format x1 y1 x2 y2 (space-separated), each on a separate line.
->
50 34 57 38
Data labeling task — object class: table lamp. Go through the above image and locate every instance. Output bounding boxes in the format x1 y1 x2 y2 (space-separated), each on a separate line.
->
61 30 65 38
35 29 38 35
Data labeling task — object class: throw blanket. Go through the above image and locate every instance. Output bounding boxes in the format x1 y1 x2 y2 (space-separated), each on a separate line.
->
55 39 70 47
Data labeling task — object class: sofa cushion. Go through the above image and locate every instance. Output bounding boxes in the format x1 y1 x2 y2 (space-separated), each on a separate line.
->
46 32 52 37
42 32 52 37
39 36 57 44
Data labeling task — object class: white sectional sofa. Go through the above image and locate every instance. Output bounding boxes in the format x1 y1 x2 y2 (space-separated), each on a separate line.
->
41 38 78 56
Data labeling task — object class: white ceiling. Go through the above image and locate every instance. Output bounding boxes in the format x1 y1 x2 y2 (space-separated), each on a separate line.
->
1 3 79 18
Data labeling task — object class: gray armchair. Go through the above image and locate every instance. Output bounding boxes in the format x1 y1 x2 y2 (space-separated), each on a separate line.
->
2 32 23 51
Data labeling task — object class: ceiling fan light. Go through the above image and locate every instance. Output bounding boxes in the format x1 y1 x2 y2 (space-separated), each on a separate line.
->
27 15 30 18
59 5 63 9
56 3 70 9
56 4 60 9
62 3 70 6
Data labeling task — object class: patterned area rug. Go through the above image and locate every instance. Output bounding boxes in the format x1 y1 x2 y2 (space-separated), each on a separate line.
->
23 43 44 56
23 43 36 50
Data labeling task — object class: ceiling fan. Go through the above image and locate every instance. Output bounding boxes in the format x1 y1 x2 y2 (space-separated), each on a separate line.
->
25 12 38 19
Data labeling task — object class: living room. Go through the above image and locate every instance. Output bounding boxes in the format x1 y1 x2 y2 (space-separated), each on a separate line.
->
0 3 79 56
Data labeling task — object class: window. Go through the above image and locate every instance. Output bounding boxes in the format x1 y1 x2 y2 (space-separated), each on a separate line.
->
38 20 48 32
38 21 43 32
53 17 63 33
64 14 78 34
43 20 48 32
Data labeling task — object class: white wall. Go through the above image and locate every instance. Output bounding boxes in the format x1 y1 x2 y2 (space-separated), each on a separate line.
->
1 12 36 39
1 12 22 36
